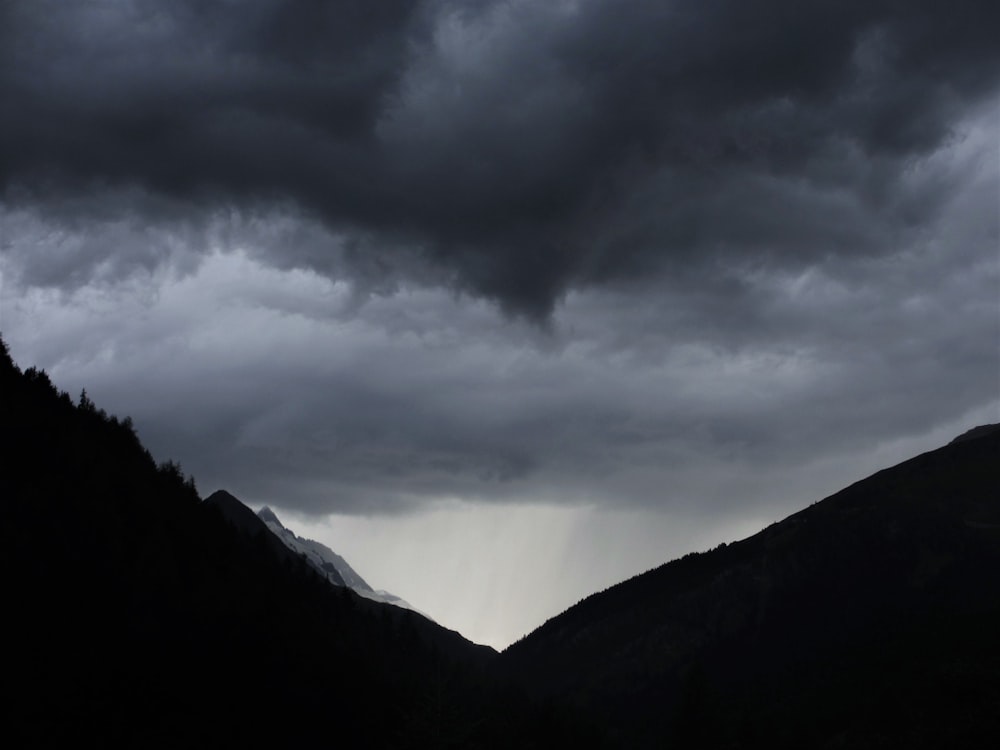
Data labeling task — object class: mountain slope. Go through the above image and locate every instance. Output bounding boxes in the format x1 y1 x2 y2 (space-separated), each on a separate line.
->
257 505 356 588
500 425 1000 748
6 331 996 748
204 489 348 581
0 339 594 748
207 489 452 638
255 504 427 615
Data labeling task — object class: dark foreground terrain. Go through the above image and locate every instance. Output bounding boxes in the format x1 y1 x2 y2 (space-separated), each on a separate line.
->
3 337 998 747
500 422 1000 747
1 340 596 748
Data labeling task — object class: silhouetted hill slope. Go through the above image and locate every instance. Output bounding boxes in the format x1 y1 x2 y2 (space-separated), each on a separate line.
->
255 501 427 614
204 488 346 579
0 339 601 748
205 488 496 665
951 422 1000 444
500 426 1000 748
256 503 361 589
7 331 993 748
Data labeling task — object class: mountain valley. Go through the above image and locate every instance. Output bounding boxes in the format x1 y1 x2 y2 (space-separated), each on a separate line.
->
3 338 997 747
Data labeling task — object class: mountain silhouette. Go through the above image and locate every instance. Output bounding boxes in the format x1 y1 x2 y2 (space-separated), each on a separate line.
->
0 338 591 747
253 501 428 615
205 488 481 657
3 333 997 747
499 423 1000 747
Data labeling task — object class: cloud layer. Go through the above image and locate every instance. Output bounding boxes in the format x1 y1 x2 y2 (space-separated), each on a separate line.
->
2 0 998 518
4 0 999 315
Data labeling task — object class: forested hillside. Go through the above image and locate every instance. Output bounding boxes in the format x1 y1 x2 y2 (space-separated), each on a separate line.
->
5 334 997 748
0 338 597 748
500 424 1000 747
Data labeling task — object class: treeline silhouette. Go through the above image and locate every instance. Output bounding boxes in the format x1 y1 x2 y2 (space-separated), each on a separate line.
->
5 333 998 748
1 337 603 748
499 424 1000 747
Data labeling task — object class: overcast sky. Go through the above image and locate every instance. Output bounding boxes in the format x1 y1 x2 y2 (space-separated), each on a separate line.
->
2 0 998 648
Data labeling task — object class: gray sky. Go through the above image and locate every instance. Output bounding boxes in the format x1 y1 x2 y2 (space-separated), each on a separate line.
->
2 0 998 648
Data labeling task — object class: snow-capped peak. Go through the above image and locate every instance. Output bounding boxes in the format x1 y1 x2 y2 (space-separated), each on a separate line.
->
256 506 427 618
256 505 283 528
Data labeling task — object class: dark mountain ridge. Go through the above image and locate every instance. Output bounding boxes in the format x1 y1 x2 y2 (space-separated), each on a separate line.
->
4 332 997 747
499 423 1000 747
252 501 356 589
0 339 587 747
253 500 422 612
204 487 490 663
203 488 349 582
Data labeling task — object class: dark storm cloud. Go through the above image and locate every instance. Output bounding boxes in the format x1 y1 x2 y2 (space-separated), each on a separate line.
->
3 0 998 315
13 145 995 515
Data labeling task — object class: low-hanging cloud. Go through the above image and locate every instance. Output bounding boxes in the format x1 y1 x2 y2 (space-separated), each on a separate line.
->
3 0 999 316
1 0 997 519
